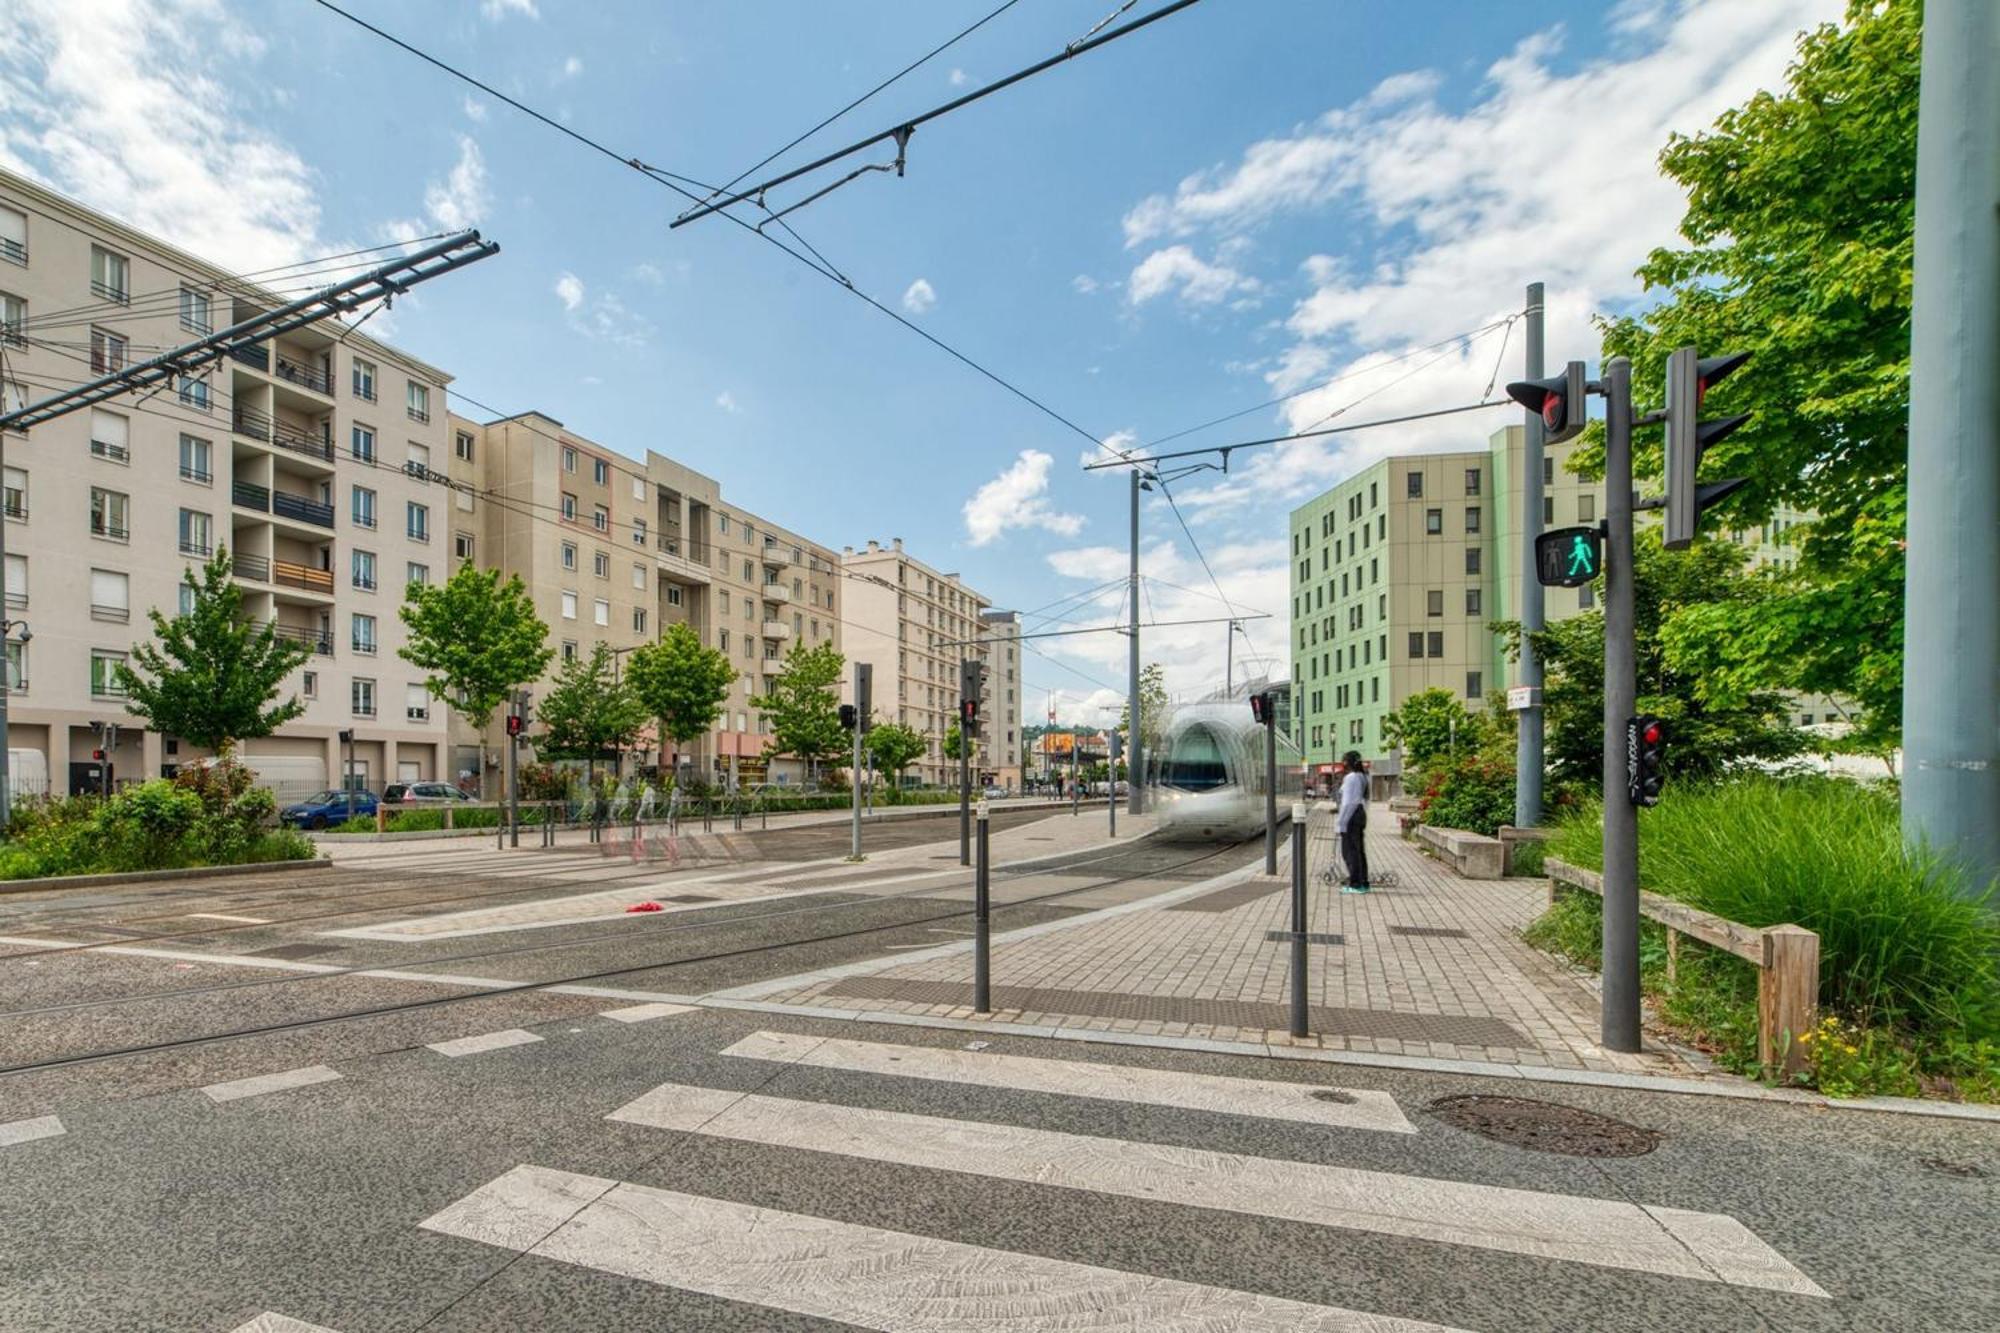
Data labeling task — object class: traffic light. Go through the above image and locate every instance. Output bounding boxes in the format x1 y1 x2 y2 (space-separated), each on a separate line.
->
839 704 858 731
960 697 978 730
1663 346 1752 549
1626 715 1665 807
1534 525 1602 587
1504 359 1587 445
1250 692 1272 725
505 714 523 737
958 659 985 736
91 748 105 762
337 729 354 743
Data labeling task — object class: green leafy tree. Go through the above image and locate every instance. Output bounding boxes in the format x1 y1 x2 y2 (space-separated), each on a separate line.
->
1500 536 1805 793
534 643 646 775
398 563 554 731
1581 0 1917 746
748 640 846 777
1383 688 1479 772
941 722 967 764
624 623 736 766
115 547 311 753
1116 663 1170 758
864 720 928 788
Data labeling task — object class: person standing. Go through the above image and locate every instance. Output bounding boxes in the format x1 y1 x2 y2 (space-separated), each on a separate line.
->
1336 750 1370 894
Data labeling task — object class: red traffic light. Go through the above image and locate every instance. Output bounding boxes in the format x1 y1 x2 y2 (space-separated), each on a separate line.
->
1642 721 1663 746
92 748 105 761
1693 351 1751 405
1503 360 1586 445
505 714 523 737
1250 693 1270 724
961 699 977 722
1540 391 1565 434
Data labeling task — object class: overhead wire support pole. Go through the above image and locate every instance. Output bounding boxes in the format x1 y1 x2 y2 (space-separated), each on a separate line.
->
1517 281 1547 828
1128 468 1145 817
671 0 1206 227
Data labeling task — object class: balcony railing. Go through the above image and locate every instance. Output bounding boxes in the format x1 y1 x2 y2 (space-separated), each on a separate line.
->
90 439 129 464
91 677 129 699
232 552 270 581
90 279 128 304
178 539 213 559
179 464 212 484
658 533 712 564
272 491 336 528
266 623 333 655
273 356 332 396
232 406 333 462
351 638 377 656
0 236 24 265
227 343 270 371
273 560 334 594
407 404 430 424
90 516 129 541
406 705 429 721
232 481 270 512
4 497 26 520
762 620 791 638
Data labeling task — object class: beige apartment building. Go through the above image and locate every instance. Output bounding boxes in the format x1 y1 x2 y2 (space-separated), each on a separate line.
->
446 411 842 789
839 539 1013 788
0 168 453 799
978 609 1024 790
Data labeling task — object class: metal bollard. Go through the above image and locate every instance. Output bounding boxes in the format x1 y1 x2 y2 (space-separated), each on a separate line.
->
1289 803 1309 1039
974 798 991 1014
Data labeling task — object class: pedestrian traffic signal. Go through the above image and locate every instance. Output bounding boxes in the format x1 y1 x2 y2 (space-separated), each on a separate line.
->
91 748 105 761
505 714 523 737
1250 691 1272 725
1534 525 1603 588
1626 715 1665 807
1504 359 1587 445
1663 346 1752 549
839 704 858 731
960 697 978 730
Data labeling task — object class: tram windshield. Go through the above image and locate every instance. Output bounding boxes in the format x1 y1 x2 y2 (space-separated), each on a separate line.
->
1159 724 1229 790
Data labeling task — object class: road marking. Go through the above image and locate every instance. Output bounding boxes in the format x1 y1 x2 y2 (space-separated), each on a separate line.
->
421 1164 1463 1332
721 1031 1414 1135
228 1315 341 1333
316 882 869 942
186 913 272 924
600 1002 695 1023
427 1028 544 1058
609 1084 1825 1297
202 1065 343 1104
0 1115 65 1148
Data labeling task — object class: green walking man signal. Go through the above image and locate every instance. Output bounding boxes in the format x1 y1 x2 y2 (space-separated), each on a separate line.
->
1534 525 1603 588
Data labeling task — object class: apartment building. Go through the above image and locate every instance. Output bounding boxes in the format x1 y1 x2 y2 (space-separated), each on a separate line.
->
839 539 1003 788
978 609 1023 790
0 168 452 797
446 412 842 788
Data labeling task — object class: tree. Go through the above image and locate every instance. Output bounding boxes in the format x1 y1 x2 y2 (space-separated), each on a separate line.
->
115 547 311 754
864 720 928 789
1382 688 1479 772
534 643 646 776
1582 0 1917 745
748 639 846 777
941 722 967 763
624 623 735 766
398 563 554 731
1499 535 1805 793
1116 662 1170 758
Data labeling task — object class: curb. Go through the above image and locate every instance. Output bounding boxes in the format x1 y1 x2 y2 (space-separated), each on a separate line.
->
0 856 332 896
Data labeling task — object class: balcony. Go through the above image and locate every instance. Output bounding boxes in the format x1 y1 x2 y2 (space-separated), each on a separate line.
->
267 623 333 655
407 404 430 425
232 406 333 463
272 355 331 397
273 491 336 529
227 343 270 372
761 581 792 603
273 560 334 594
232 481 271 512
232 551 270 581
90 602 129 624
762 620 792 639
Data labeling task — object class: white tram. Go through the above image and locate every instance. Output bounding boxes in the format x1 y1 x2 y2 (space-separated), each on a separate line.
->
1149 702 1304 841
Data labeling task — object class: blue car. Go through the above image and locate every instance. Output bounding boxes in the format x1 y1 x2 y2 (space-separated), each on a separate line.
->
280 789 378 829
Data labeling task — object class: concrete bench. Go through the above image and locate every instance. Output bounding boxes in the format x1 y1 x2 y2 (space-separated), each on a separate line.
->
1414 823 1504 879
1496 824 1554 876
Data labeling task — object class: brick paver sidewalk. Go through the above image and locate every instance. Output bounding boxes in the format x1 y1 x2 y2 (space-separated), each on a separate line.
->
744 803 1702 1077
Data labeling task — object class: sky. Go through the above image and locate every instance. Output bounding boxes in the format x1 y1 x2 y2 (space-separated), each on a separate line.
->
0 0 1842 729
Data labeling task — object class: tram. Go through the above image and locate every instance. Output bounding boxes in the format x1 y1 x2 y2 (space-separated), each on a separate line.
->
1150 702 1304 841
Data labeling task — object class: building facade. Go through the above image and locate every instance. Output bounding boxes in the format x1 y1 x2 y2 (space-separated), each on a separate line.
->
978 609 1023 790
0 168 452 799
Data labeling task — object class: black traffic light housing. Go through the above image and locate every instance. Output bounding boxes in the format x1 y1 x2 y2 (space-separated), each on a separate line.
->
1663 347 1752 549
1534 525 1603 588
838 704 858 731
958 659 985 736
1626 715 1666 807
1504 359 1587 445
1250 692 1272 725
91 748 105 762
505 714 524 737
959 697 978 731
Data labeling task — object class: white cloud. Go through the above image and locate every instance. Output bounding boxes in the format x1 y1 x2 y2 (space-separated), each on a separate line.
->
630 261 665 285
463 95 489 122
421 134 487 230
715 391 740 414
553 271 585 312
1071 274 1100 295
963 450 1086 547
560 55 583 80
1127 245 1259 306
901 277 937 314
949 67 968 86
480 0 538 19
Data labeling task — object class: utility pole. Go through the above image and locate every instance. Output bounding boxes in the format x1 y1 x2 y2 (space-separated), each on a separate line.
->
1516 280 1547 828
849 663 871 861
1903 0 2000 892
1225 620 1235 696
1107 730 1118 836
1127 468 1145 816
1599 356 1641 1055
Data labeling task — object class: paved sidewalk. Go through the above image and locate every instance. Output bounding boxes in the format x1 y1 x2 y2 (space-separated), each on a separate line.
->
742 804 1701 1078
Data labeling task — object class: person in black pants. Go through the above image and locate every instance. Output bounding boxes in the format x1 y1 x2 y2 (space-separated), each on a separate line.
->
1335 750 1370 893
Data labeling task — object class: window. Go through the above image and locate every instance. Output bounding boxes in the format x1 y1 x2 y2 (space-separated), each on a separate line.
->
454 531 474 561
719 630 730 653
301 670 317 699
1427 589 1443 617
407 562 429 586
1578 493 1595 523
593 550 609 578
632 475 646 502
593 598 609 627
406 442 430 476
406 501 429 541
1425 508 1442 535
0 292 23 345
0 206 22 265
1 377 22 420
178 434 211 483
631 562 646 590
1406 471 1423 498
454 430 474 462
561 590 577 620
350 425 375 463
718 514 730 535
90 327 127 374
665 584 682 606
561 493 577 521
1408 632 1424 660
1465 506 1481 534
3 552 23 608
1466 588 1483 616
562 446 577 473
352 358 376 400
592 457 609 486
1428 630 1444 657
352 486 377 528
351 549 376 590
176 374 209 410
1543 496 1555 525
632 607 648 634
561 640 577 663
177 508 212 557
351 677 376 717
592 504 609 533
561 542 577 570
90 408 129 462
632 517 647 546
1465 547 1482 576
90 246 129 303
90 487 130 540
91 649 127 697
352 613 377 655
405 381 430 423
406 683 429 722
1464 468 1481 496
1543 456 1555 485
3 466 23 519
89 569 128 622
1466 672 1483 700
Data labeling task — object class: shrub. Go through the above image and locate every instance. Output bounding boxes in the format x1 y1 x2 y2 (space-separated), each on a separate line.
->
1418 753 1517 837
0 775 315 880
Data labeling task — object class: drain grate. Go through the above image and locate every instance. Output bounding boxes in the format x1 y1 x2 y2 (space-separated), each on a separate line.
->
1426 1095 1661 1158
1265 930 1345 945
1390 925 1468 939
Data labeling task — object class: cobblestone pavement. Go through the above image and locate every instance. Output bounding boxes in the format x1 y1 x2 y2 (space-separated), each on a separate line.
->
744 805 1702 1077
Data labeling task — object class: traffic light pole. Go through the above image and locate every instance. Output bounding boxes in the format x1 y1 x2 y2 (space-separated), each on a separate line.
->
1127 468 1144 818
1516 280 1547 827
1600 356 1642 1055
1107 731 1118 837
1263 706 1278 876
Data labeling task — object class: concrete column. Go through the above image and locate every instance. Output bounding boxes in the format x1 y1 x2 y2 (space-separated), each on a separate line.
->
141 729 164 780
48 722 71 795
383 738 400 787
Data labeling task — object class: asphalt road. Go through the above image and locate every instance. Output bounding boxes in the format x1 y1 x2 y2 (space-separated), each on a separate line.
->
1 819 1994 1332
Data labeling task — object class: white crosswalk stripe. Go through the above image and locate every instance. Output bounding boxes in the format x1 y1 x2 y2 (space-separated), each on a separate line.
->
426 1028 543 1058
227 1314 341 1333
422 1164 1466 1332
0 1114 65 1148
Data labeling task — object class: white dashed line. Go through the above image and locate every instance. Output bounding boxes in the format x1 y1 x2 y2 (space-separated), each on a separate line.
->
202 1065 343 1104
186 913 272 924
599 1002 695 1024
228 1314 342 1333
0 1115 66 1148
426 1028 544 1058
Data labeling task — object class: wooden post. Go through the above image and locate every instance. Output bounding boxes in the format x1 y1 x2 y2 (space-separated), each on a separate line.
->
1758 925 1819 1078
375 805 387 833
1664 929 1679 985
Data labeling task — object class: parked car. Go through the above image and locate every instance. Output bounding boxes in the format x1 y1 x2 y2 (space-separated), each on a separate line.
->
382 780 476 805
280 789 378 829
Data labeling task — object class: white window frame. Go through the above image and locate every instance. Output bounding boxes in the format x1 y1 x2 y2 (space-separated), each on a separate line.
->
353 486 377 529
406 501 430 542
352 358 376 401
352 677 377 717
178 434 212 484
593 598 609 627
560 590 578 620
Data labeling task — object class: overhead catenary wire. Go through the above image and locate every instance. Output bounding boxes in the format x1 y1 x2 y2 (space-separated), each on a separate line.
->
1080 399 1514 472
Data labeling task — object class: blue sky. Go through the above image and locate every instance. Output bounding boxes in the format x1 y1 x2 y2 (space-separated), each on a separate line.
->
0 0 1838 725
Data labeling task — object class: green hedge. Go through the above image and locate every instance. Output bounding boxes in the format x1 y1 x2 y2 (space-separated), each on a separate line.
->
0 772 316 880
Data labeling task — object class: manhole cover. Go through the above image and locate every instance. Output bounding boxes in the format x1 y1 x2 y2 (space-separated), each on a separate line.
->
1425 1095 1661 1158
1920 1156 1987 1179
1308 1089 1357 1104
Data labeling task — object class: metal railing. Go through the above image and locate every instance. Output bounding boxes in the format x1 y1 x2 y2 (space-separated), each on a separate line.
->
351 638 377 656
657 533 712 564
90 517 129 540
90 279 128 304
273 356 332 395
2 497 24 520
177 539 213 559
272 491 335 528
0 237 24 265
232 551 271 581
228 343 270 371
90 439 129 463
232 406 333 462
273 559 334 593
266 622 333 654
407 404 430 424
179 464 212 484
232 481 270 511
